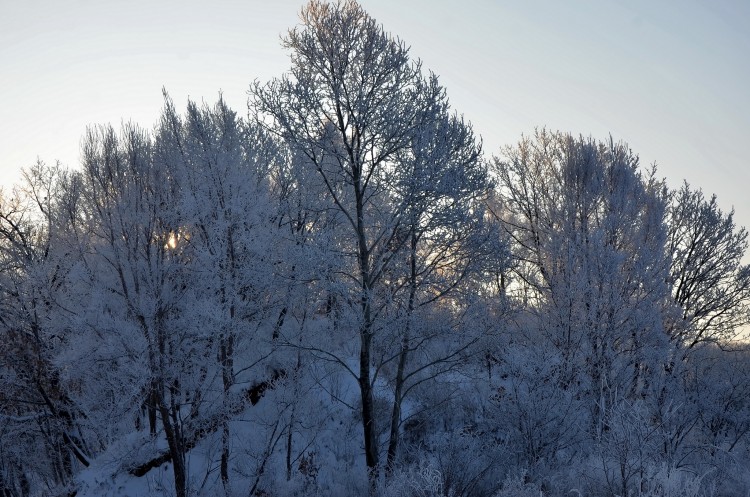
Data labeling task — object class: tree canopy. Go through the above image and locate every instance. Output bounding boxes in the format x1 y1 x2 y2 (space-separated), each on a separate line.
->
1 2 749 497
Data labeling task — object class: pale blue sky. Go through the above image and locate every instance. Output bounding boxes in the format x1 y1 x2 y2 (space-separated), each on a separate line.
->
1 0 748 239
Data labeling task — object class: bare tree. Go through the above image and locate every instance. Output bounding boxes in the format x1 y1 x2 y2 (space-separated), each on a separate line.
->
252 0 437 479
155 92 283 491
382 105 507 471
80 123 192 497
667 182 750 348
0 162 91 496
252 0 506 482
494 130 672 439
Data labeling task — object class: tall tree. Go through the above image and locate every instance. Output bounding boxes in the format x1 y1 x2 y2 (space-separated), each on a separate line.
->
494 130 672 439
252 0 505 480
155 93 281 491
382 105 506 471
79 123 193 497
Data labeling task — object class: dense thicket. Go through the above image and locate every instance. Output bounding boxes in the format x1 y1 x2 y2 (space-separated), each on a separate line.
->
1 2 749 496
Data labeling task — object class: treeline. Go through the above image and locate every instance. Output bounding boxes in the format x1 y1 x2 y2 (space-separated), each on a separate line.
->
1 2 749 496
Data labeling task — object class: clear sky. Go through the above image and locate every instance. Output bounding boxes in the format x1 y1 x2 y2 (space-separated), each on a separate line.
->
1 0 749 242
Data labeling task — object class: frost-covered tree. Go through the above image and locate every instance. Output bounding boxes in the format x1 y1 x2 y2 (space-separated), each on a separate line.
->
252 0 507 480
494 130 673 462
381 104 508 471
0 162 91 496
667 182 750 348
76 122 194 496
155 93 283 491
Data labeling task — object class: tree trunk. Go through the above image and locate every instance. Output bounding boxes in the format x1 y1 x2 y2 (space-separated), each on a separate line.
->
354 167 379 483
386 229 417 473
359 327 379 476
220 331 234 490
148 382 158 436
157 391 187 497
386 341 408 473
